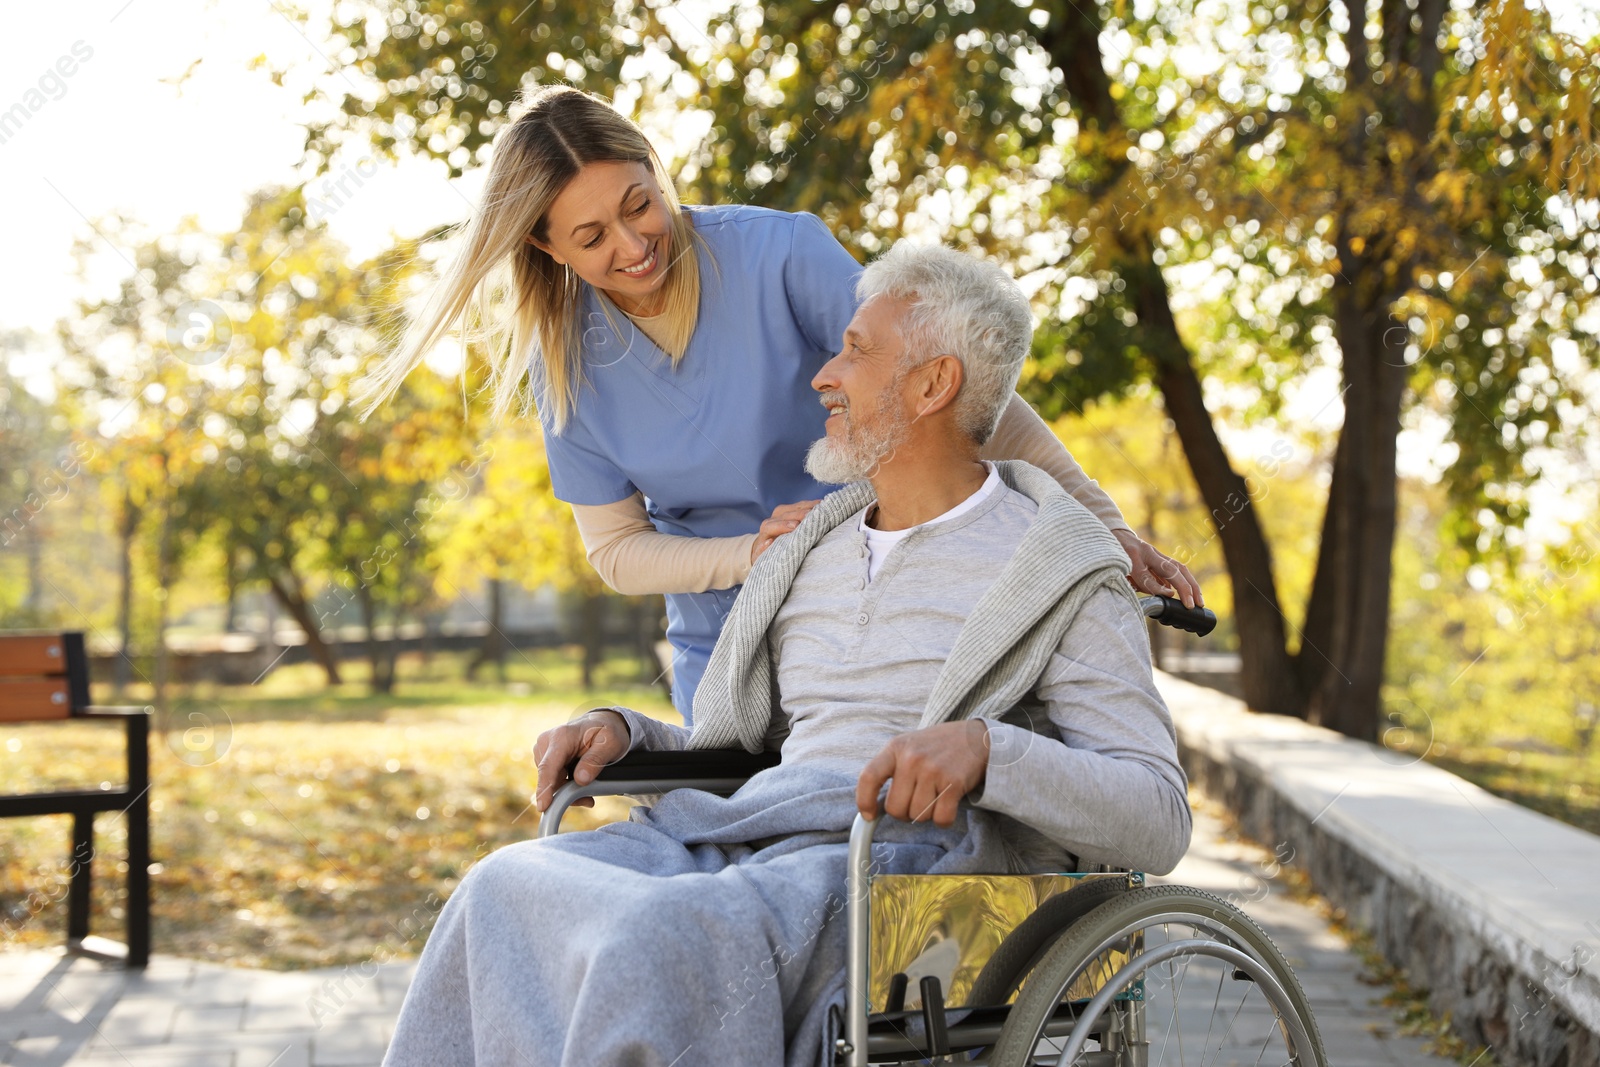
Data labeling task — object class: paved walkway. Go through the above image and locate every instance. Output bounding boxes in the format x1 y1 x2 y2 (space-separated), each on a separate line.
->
1 804 1449 1066
0 949 411 1066
1156 803 1446 1067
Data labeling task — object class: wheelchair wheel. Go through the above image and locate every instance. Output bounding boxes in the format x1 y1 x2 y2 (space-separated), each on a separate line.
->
987 886 1327 1067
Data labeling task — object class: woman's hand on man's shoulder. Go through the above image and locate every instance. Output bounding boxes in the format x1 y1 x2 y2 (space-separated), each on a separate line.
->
751 499 822 563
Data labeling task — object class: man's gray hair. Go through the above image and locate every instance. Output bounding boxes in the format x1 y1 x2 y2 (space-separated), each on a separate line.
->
856 243 1033 444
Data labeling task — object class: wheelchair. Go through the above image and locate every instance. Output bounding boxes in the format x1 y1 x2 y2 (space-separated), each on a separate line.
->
538 597 1326 1066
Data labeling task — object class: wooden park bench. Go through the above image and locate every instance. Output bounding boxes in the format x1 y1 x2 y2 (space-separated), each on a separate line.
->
0 632 151 967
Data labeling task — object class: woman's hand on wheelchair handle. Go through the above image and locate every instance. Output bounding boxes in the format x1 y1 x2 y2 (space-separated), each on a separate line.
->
856 720 990 828
1111 528 1203 609
533 710 630 813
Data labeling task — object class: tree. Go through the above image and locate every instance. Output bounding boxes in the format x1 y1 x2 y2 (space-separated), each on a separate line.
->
55 227 226 719
0 353 77 626
59 190 481 692
191 193 481 693
307 367 476 694
59 204 336 687
431 421 624 689
432 423 539 682
293 0 1599 737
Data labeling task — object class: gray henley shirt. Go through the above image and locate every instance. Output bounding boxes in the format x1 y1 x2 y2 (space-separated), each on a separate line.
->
617 479 1191 874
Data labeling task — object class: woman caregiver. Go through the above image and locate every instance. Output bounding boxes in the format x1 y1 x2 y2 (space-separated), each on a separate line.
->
362 85 1202 724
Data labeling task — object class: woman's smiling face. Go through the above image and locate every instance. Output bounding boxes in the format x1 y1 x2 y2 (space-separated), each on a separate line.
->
532 160 675 315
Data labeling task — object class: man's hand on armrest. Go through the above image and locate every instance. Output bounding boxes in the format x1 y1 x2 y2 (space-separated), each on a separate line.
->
856 720 990 828
533 710 631 813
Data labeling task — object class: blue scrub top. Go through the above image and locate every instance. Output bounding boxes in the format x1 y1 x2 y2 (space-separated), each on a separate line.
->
538 204 863 722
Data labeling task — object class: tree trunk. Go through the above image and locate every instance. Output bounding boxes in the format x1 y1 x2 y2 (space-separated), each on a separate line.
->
355 582 395 695
223 545 239 633
490 579 507 682
22 520 43 620
153 504 174 734
115 492 138 699
1294 0 1441 741
633 596 663 684
1296 421 1347 697
379 604 399 693
264 570 343 686
1304 273 1408 739
1127 257 1306 715
467 578 506 682
1043 8 1307 717
419 610 438 674
1041 0 1443 737
263 591 278 645
579 590 605 691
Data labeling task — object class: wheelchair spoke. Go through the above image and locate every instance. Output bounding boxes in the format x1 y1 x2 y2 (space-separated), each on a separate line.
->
1254 1004 1297 1067
1205 982 1252 1066
1159 923 1194 1067
1198 965 1226 1066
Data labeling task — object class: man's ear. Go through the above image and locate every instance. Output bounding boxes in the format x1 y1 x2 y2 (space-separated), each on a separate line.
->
913 355 965 419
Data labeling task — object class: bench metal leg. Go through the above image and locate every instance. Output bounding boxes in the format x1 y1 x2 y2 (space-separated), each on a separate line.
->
68 813 93 942
125 712 150 967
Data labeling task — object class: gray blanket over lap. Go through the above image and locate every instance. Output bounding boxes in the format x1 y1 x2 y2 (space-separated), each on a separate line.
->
383 762 1014 1067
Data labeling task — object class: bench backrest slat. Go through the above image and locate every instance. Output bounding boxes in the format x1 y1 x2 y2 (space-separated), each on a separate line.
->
0 635 69 676
0 678 73 721
0 633 90 720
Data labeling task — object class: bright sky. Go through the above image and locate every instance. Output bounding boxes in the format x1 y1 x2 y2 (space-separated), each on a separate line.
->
2 0 1595 542
5 0 1594 343
0 0 477 345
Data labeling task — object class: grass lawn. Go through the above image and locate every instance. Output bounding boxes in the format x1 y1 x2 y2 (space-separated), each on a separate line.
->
1384 681 1600 837
0 648 676 969
1424 744 1600 837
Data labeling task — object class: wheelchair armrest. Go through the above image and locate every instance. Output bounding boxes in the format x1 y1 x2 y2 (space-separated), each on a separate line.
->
535 749 781 839
595 748 782 782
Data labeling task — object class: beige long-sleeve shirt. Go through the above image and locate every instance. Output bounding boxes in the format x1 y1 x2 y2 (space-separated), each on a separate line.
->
569 392 1131 596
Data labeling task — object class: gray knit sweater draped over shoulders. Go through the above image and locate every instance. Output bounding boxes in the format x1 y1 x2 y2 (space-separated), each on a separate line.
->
686 460 1136 753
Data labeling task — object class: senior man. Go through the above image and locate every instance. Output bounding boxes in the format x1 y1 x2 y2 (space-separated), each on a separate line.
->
384 244 1191 1067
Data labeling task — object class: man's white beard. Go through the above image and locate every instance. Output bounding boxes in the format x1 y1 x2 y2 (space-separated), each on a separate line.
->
805 389 910 485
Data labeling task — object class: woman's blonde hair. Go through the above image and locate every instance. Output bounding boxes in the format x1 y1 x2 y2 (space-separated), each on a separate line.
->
358 85 702 431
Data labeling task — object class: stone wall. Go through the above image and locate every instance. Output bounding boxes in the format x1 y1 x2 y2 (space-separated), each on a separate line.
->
1159 673 1600 1067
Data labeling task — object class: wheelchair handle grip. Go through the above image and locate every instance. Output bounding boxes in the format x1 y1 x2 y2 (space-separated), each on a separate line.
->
1140 595 1218 637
